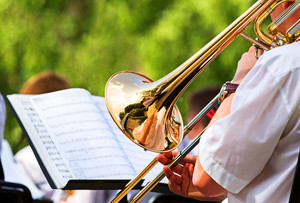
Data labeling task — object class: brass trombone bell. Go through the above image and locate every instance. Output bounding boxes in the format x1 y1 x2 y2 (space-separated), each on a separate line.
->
105 71 183 153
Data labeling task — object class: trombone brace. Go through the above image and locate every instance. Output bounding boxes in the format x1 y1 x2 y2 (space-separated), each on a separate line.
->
218 82 239 103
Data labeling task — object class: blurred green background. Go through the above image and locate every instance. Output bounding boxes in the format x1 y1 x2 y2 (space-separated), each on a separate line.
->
1 0 257 153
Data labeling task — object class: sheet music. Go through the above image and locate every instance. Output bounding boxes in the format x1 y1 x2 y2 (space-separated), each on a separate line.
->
7 95 72 187
30 89 135 179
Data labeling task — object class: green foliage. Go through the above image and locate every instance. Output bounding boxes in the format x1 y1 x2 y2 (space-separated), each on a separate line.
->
1 0 256 153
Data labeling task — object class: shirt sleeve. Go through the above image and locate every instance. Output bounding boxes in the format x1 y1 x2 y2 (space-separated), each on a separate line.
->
198 54 292 193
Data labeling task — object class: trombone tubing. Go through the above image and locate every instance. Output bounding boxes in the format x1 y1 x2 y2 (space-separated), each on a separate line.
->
109 95 220 203
130 129 206 203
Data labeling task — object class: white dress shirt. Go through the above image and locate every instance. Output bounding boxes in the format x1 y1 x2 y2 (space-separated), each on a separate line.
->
198 42 300 202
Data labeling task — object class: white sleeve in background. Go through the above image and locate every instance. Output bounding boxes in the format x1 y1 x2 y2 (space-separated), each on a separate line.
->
0 94 6 155
15 146 64 202
1 140 44 199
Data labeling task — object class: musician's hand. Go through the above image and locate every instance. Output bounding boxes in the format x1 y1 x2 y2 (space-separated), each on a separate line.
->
233 45 263 84
157 152 226 201
157 152 200 198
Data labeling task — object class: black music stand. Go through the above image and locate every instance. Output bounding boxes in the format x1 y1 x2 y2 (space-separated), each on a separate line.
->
0 180 33 203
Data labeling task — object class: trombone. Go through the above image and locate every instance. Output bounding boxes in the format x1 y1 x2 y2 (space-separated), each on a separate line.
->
105 0 300 202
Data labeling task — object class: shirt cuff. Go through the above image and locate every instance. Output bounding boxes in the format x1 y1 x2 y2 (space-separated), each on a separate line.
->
198 126 249 193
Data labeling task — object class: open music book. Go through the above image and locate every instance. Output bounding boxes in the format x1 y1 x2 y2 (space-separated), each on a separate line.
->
5 88 168 191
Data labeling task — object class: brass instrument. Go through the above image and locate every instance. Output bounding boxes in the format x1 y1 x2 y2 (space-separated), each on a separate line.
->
105 0 300 202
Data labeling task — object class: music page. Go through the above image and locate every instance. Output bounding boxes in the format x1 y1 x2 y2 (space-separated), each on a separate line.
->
6 94 72 188
30 88 136 180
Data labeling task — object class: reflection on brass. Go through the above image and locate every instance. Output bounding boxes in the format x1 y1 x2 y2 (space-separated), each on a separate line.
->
105 71 183 152
118 89 182 151
119 103 148 127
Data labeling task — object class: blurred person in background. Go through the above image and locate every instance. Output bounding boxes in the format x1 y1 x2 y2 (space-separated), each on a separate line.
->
14 71 157 203
15 71 115 203
0 94 5 180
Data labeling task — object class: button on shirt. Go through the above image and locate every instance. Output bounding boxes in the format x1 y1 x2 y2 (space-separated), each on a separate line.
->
198 42 300 203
